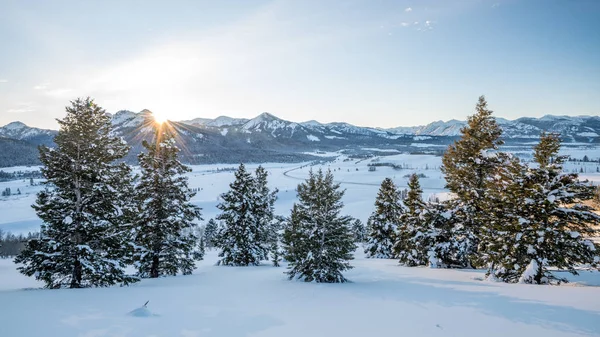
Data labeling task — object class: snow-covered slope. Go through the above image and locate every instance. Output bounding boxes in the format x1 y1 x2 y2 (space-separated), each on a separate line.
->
0 121 56 143
388 115 600 139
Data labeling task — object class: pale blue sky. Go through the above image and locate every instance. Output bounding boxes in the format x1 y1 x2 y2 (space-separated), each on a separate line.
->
0 0 599 129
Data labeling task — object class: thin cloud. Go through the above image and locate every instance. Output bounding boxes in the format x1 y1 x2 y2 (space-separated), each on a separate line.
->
405 7 412 12
400 22 410 27
0 79 8 83
44 88 73 97
7 103 36 114
33 83 51 90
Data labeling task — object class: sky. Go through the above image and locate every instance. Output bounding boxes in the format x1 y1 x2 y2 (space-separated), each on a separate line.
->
0 0 599 129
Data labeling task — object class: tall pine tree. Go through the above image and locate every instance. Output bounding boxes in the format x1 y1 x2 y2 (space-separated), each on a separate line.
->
395 174 429 266
441 95 503 267
215 164 270 266
132 127 202 278
365 178 402 258
15 98 137 288
253 165 279 257
282 169 355 283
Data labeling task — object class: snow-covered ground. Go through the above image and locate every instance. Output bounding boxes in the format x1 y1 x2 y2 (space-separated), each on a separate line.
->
1 153 599 336
0 250 598 337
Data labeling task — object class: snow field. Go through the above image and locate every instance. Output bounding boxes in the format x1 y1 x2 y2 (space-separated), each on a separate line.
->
0 251 599 337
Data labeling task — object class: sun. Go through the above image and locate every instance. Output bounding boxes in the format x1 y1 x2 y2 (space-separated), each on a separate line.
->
152 111 168 124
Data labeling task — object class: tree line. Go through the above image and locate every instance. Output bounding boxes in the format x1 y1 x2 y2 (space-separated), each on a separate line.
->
364 96 600 284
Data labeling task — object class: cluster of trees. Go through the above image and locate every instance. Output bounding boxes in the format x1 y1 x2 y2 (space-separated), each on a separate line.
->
13 97 359 287
0 170 42 182
1 187 21 196
205 164 358 283
15 98 203 288
365 96 600 284
0 230 38 258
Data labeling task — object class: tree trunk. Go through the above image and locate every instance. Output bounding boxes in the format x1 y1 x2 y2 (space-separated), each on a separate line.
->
150 254 160 278
70 258 82 288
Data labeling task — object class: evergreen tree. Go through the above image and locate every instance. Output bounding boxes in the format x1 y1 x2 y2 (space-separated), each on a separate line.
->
15 98 137 288
364 178 402 258
351 218 367 243
270 240 282 267
132 128 202 278
478 153 528 279
420 201 458 268
282 169 355 283
493 133 599 283
395 174 429 266
253 165 279 258
441 96 503 267
215 164 269 266
203 219 220 249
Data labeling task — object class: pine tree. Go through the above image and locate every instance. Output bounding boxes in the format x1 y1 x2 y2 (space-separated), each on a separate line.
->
364 178 402 258
482 133 600 283
132 128 202 278
15 98 137 288
270 240 282 267
253 165 279 258
351 218 367 243
441 96 503 267
203 219 220 249
395 174 429 266
215 164 269 266
478 153 528 280
282 169 356 283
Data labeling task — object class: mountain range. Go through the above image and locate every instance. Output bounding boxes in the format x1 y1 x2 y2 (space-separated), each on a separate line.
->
1 112 599 167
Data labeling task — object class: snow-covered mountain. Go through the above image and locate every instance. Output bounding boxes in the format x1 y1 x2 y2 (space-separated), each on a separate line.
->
387 115 600 140
1 111 599 167
0 121 56 145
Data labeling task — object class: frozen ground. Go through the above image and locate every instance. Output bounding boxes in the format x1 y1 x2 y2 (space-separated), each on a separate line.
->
0 251 599 337
1 153 600 336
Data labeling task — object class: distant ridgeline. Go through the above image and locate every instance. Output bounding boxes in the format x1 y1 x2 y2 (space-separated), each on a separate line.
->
1 112 599 167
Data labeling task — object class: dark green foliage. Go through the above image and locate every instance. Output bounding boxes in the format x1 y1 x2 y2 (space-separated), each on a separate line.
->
395 174 428 266
132 127 202 278
203 219 220 248
441 96 504 267
484 133 600 283
351 218 367 243
14 97 137 288
215 164 275 266
364 178 402 258
282 169 356 283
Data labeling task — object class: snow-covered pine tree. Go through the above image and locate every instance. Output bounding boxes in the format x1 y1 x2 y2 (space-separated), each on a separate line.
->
282 169 356 283
253 165 279 260
420 201 458 268
395 174 429 266
132 128 202 278
215 163 269 266
15 98 138 288
364 178 402 258
478 153 528 281
441 96 503 267
203 218 220 249
351 218 367 244
515 133 598 284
